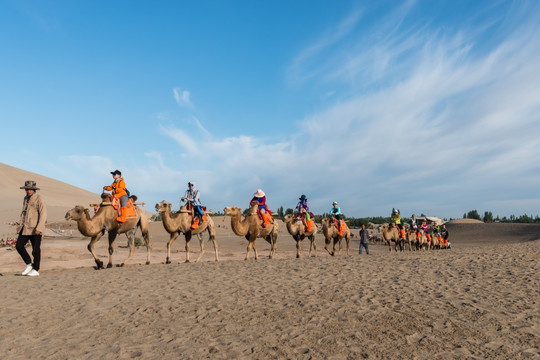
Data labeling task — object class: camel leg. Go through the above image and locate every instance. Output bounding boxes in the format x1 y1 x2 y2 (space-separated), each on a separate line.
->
106 232 118 268
245 241 252 260
142 225 151 265
207 226 219 262
252 241 259 260
324 237 334 256
87 233 105 269
120 230 136 267
332 238 338 256
185 233 192 263
311 236 317 257
336 238 344 256
166 232 180 264
345 236 350 255
268 234 276 259
195 233 204 263
296 240 301 258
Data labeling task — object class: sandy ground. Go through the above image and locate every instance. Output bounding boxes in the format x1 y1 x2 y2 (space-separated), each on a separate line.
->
1 220 539 359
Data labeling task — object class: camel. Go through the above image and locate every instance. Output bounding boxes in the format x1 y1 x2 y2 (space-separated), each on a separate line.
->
417 230 428 250
320 218 350 256
223 205 278 260
65 194 151 269
155 200 218 263
430 233 441 250
402 228 415 251
407 229 427 251
283 213 317 258
380 223 403 252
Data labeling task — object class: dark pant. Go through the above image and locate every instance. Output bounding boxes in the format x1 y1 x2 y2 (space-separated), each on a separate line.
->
359 242 369 255
16 234 42 271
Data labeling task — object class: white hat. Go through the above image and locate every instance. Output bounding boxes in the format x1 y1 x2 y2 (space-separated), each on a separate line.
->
253 189 265 198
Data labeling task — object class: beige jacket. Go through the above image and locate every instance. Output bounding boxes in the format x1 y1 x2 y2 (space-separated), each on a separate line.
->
19 192 47 236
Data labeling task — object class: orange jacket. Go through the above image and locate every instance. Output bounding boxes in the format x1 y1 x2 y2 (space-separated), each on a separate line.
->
105 178 127 198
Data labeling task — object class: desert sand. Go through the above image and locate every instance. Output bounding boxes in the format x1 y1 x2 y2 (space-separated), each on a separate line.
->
1 163 539 359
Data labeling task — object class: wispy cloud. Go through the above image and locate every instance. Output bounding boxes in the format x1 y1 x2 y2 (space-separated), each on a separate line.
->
158 2 540 217
287 9 363 85
173 87 193 108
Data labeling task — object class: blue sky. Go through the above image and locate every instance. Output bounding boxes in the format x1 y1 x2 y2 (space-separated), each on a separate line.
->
1 0 539 219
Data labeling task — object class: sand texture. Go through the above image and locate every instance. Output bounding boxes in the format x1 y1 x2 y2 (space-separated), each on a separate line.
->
1 228 539 359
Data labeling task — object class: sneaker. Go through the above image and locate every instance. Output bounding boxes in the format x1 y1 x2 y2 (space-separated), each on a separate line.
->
21 264 33 276
27 269 39 277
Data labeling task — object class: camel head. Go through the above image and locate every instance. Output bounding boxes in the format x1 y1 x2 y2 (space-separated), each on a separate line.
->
155 200 171 213
224 206 241 217
283 214 295 223
248 204 259 215
100 193 113 202
65 205 89 221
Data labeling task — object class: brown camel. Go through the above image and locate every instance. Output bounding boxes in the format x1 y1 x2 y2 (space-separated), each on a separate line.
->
223 205 278 260
65 194 151 269
155 200 218 263
430 232 441 250
407 229 425 251
283 213 317 258
417 230 428 250
380 223 402 252
320 218 350 256
404 228 418 251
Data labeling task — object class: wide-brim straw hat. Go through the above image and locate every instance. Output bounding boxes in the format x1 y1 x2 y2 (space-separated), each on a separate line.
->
20 180 40 190
254 189 265 198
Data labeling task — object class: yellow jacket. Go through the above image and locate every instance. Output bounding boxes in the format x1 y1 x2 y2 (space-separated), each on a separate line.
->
105 178 127 198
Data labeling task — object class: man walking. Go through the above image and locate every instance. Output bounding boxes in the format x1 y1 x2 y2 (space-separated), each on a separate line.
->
16 180 47 276
359 224 370 255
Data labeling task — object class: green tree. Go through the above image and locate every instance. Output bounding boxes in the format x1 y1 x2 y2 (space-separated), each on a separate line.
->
285 208 294 215
466 210 481 220
483 211 493 223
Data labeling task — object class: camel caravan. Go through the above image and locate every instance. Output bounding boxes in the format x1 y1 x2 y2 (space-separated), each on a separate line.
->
64 173 449 269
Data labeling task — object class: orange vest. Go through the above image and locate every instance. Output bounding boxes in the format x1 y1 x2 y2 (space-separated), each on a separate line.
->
105 178 127 198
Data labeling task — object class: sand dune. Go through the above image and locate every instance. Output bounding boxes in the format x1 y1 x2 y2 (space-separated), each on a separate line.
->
0 162 100 235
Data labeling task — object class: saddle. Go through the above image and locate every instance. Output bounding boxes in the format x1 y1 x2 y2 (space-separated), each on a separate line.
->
111 197 137 219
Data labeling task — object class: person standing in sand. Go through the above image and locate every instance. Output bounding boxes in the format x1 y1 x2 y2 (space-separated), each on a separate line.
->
16 180 47 277
358 224 370 255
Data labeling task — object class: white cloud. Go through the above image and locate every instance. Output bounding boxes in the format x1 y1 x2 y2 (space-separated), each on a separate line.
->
156 2 540 218
173 87 193 108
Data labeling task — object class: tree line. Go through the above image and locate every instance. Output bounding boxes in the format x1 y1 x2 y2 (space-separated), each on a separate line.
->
464 210 540 223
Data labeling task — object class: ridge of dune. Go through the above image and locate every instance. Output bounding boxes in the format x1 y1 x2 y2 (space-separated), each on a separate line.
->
0 162 101 234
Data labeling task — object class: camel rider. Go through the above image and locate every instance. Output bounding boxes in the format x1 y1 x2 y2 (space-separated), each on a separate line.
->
391 208 405 239
296 194 312 232
103 170 128 223
250 189 273 227
411 214 420 239
411 214 418 230
421 219 431 242
441 224 449 248
181 181 204 229
330 201 344 237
